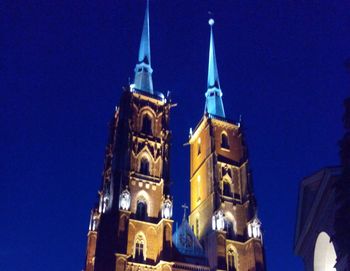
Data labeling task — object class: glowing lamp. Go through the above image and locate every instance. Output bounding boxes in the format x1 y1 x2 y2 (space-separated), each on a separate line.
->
212 210 225 231
162 197 173 219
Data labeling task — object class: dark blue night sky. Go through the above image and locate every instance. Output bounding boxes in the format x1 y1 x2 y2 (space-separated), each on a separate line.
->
2 1 350 270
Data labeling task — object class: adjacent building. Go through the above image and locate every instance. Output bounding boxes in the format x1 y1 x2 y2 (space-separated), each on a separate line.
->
294 167 341 271
294 97 350 270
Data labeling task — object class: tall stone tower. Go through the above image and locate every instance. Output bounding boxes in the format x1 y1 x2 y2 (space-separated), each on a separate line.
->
83 3 266 271
187 19 265 271
84 2 174 270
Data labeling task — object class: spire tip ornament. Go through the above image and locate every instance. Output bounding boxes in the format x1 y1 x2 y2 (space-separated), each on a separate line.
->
208 18 215 26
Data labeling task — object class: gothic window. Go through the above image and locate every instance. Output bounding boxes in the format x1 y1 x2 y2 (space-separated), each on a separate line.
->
227 168 232 178
195 218 199 237
197 138 201 155
227 249 237 271
226 220 234 239
136 199 147 221
140 157 150 175
197 175 201 201
221 166 232 178
221 133 229 149
134 234 146 262
141 114 152 135
223 179 231 197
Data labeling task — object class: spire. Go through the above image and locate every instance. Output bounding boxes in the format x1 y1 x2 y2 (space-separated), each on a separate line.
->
133 0 153 94
204 19 225 118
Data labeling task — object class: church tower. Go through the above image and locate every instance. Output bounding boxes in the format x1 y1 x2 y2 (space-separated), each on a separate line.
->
84 2 174 270
187 19 265 271
84 3 266 270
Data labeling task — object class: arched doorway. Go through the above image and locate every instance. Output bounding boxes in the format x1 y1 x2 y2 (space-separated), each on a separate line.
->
314 232 337 271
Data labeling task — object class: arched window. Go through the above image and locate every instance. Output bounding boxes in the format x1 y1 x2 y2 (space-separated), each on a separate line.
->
197 138 201 155
226 220 234 239
223 179 231 197
221 133 229 149
134 234 146 262
136 199 147 221
195 218 200 237
141 114 152 135
140 157 150 175
227 248 237 271
222 166 232 178
197 175 201 201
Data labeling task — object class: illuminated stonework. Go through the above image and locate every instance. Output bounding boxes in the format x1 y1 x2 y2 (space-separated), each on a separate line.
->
161 197 173 219
188 115 265 270
248 218 262 239
119 188 131 211
83 3 265 271
212 210 225 231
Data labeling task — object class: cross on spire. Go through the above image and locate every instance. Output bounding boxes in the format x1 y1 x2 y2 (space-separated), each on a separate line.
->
181 203 189 221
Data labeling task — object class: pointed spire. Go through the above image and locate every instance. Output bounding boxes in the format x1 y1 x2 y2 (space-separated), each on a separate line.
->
138 0 151 65
204 19 225 118
207 19 220 90
133 0 154 94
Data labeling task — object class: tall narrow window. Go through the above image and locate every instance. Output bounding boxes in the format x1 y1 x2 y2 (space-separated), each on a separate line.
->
195 218 199 237
135 235 145 262
226 220 234 239
197 138 201 155
197 175 201 201
222 166 232 178
227 249 236 271
223 179 231 197
136 200 147 221
141 114 152 135
221 133 229 149
222 166 226 177
140 157 150 175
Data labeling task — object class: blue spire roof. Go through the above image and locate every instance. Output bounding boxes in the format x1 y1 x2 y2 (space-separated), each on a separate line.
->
204 19 225 118
173 215 205 257
133 0 153 94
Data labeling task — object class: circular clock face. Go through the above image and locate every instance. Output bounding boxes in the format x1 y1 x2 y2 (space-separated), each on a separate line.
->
179 233 193 248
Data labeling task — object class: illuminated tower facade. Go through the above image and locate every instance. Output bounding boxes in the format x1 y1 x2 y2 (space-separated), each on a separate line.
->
188 19 265 271
84 2 174 270
84 3 266 271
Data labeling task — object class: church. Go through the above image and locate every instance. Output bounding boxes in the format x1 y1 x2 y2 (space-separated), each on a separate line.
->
84 2 265 270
